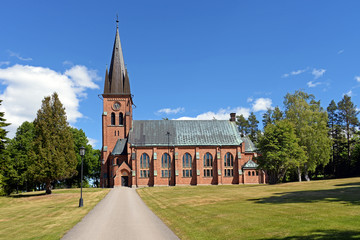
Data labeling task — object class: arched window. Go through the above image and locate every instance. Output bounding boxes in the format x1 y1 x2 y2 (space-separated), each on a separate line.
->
252 171 255 176
248 171 251 176
256 171 259 176
111 112 115 125
161 153 171 178
140 153 150 178
182 153 192 177
203 152 213 177
119 112 124 125
224 152 234 177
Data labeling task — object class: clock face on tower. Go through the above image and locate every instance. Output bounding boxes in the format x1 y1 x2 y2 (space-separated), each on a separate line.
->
113 102 121 111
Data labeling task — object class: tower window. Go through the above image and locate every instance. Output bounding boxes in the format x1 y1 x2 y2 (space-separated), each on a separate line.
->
140 153 150 178
111 112 115 125
119 112 124 125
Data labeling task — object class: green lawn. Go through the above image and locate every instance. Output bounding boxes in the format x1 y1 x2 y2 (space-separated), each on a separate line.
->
0 188 110 240
137 178 360 240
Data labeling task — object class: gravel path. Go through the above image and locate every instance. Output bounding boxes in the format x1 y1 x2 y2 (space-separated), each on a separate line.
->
61 187 179 240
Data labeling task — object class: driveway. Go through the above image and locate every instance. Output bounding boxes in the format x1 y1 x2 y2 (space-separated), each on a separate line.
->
62 187 179 240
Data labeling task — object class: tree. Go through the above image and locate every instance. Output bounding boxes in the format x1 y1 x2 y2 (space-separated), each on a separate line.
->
272 106 283 122
257 120 306 184
29 93 77 194
2 122 35 194
284 90 331 181
63 127 101 188
337 95 359 165
248 112 259 142
236 114 249 137
0 99 10 195
262 107 283 128
262 108 273 128
0 99 10 151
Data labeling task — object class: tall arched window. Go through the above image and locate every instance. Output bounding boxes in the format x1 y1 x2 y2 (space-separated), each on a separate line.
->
182 153 192 177
224 152 234 177
140 153 150 178
111 112 115 125
119 112 124 125
161 153 171 178
203 152 213 177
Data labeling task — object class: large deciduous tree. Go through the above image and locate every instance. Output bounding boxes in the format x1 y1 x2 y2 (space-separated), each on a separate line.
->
29 93 77 194
257 120 306 184
284 90 331 181
64 127 101 188
2 122 35 194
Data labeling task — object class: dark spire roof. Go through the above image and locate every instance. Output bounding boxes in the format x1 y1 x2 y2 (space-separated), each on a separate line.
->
104 22 131 95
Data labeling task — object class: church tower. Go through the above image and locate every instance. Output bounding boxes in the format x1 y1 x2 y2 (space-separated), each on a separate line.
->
101 21 133 187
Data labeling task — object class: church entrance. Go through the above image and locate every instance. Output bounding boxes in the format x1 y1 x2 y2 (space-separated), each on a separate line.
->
121 176 128 187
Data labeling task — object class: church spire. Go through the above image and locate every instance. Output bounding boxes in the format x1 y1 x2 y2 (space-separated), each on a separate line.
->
104 19 130 94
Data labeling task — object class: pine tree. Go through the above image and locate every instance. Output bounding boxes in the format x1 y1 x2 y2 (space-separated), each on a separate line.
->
30 93 77 194
262 108 272 128
0 99 10 151
248 112 259 143
0 99 10 195
236 114 249 137
337 95 359 165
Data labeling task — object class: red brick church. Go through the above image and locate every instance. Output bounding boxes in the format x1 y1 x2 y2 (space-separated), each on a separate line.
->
100 23 266 187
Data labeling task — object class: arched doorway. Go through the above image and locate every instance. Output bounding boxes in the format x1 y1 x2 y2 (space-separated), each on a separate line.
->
121 170 129 187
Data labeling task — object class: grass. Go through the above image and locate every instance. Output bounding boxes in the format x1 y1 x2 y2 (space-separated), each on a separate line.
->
137 177 360 240
0 188 110 240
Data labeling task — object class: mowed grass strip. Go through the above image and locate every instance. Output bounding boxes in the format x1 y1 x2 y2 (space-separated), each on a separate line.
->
0 188 110 240
137 178 360 240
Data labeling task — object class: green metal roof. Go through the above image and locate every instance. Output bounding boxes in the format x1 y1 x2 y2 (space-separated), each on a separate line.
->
242 159 259 169
111 138 128 155
129 120 243 147
241 136 257 152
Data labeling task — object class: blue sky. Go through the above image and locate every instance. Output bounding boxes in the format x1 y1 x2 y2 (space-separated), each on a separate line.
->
0 1 359 148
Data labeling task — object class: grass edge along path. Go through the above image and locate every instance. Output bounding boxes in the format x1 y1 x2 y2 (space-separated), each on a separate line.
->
137 178 360 240
0 188 110 240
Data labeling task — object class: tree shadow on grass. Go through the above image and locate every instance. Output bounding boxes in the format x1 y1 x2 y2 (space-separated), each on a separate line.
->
335 182 360 187
10 192 46 198
263 229 360 240
250 186 360 205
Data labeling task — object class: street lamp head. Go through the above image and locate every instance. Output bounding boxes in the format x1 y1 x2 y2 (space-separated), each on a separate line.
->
80 146 85 156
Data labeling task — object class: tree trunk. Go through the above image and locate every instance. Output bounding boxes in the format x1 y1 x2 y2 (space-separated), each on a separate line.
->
45 181 52 194
304 163 310 181
297 167 302 182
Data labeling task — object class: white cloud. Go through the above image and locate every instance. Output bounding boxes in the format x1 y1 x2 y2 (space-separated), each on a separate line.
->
157 107 185 114
355 76 360 82
87 137 98 148
344 90 352 97
63 60 73 66
312 68 326 79
176 107 250 120
8 50 32 61
0 61 10 66
307 81 322 88
252 98 273 112
282 68 308 78
0 64 100 138
247 97 253 103
338 49 344 54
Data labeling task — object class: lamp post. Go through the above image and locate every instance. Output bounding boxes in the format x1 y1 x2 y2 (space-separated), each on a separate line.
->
79 146 85 207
